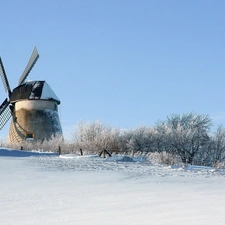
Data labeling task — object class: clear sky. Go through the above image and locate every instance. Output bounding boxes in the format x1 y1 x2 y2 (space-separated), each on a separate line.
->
0 0 225 139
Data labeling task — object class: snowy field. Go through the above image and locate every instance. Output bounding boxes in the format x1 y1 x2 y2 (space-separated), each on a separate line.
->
1 149 225 225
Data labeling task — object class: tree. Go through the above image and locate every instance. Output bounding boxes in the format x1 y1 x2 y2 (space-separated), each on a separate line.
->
210 125 225 163
119 126 159 153
71 120 120 153
156 112 212 164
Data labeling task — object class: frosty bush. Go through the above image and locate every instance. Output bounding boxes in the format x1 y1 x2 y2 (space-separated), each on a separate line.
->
146 151 183 165
5 134 67 153
214 161 225 169
0 136 6 147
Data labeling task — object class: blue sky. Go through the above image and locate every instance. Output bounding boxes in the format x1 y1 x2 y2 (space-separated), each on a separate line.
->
0 0 225 139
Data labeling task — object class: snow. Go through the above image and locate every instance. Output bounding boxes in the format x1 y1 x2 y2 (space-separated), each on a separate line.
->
1 148 225 225
41 82 60 103
25 80 60 103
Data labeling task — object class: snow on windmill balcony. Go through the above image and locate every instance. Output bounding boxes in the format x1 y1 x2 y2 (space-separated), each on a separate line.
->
10 81 60 104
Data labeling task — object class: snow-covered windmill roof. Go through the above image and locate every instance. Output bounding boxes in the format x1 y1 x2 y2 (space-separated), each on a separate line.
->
10 81 60 104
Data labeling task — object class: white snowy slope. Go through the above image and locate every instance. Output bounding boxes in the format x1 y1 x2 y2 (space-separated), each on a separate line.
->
0 148 225 225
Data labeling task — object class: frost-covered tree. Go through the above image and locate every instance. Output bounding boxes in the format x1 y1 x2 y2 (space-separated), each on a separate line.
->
118 126 160 153
156 112 212 164
71 120 120 153
210 125 225 163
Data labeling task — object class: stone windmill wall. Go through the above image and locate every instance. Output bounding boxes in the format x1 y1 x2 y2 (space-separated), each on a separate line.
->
7 100 62 143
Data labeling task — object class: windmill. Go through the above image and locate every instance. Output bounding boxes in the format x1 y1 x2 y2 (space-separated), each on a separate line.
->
0 47 63 143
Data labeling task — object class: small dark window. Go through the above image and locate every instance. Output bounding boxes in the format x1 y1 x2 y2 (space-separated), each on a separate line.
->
27 133 34 138
26 132 34 140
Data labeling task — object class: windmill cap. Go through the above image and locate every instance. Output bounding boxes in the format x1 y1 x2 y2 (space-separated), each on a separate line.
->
10 81 61 104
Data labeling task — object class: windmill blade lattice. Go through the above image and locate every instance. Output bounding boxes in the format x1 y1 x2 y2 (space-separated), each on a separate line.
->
18 47 39 85
0 99 11 130
0 57 11 96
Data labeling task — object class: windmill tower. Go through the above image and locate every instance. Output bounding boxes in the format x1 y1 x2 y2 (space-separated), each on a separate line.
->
0 47 63 143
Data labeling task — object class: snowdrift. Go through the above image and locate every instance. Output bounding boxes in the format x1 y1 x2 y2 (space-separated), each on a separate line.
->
1 148 225 225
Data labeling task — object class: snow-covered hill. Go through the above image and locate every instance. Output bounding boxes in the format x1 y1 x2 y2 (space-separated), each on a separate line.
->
1 148 225 225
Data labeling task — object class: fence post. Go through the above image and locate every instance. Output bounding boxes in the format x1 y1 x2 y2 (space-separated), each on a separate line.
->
99 149 103 157
80 148 83 156
104 149 111 157
58 146 62 156
99 149 112 158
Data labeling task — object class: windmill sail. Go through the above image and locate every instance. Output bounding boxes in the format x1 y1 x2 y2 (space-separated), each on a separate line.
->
0 57 11 96
0 99 11 130
18 46 39 85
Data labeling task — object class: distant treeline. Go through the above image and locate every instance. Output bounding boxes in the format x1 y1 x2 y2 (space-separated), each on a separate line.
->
3 112 225 168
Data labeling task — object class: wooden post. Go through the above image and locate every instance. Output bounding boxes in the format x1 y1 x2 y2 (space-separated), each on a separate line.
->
99 149 112 158
80 148 83 156
99 149 103 157
58 146 62 156
104 149 112 157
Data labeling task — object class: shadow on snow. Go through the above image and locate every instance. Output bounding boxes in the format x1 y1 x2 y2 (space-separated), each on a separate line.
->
0 148 57 157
